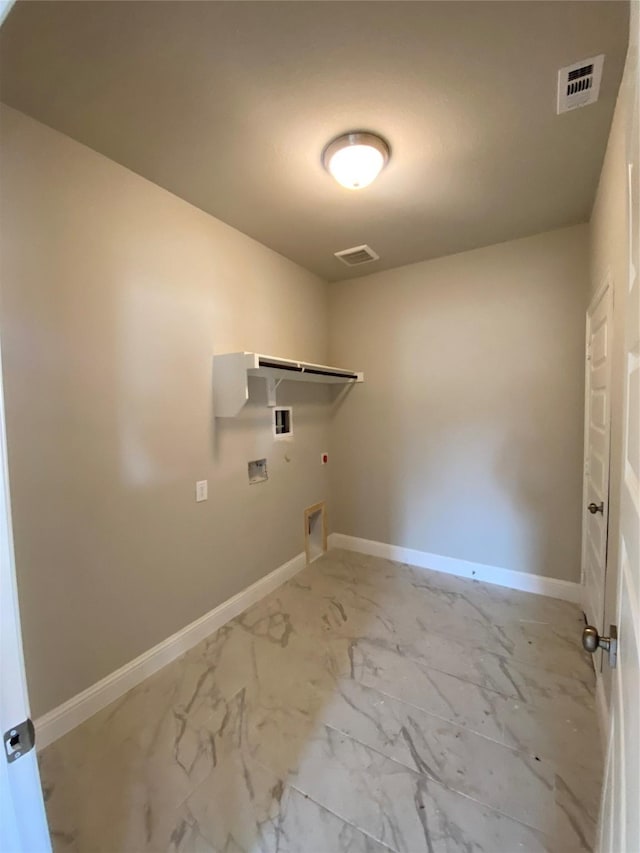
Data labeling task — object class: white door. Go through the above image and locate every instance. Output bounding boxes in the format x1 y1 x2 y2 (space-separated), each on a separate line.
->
582 281 613 633
0 352 51 850
597 6 640 851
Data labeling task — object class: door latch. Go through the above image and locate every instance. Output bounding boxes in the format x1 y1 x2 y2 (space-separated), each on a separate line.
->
587 501 604 515
582 624 618 668
3 718 35 763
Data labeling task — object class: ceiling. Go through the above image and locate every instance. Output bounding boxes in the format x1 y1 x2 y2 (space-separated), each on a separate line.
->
0 1 629 281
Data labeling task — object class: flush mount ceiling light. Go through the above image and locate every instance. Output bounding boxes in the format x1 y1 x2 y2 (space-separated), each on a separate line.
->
322 131 390 190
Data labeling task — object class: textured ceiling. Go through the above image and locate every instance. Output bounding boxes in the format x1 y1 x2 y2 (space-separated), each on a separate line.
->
0 1 629 280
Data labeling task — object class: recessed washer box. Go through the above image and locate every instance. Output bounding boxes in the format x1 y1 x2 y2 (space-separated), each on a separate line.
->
248 458 268 484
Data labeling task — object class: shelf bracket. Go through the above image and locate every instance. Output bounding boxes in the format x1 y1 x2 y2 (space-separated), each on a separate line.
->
265 377 282 407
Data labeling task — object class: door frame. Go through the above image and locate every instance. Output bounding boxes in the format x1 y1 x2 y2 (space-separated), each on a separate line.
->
0 349 51 851
0 4 50 840
596 2 640 845
580 275 613 634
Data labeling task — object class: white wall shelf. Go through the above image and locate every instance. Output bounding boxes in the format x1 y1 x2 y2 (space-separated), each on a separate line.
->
213 352 363 417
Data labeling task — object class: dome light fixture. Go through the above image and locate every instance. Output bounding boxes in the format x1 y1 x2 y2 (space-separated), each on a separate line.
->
322 131 390 190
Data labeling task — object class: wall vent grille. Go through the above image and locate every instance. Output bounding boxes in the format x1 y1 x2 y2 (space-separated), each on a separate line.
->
557 55 604 114
334 244 380 266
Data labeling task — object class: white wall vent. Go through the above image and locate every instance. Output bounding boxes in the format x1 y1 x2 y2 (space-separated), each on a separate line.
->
334 244 380 266
557 55 604 114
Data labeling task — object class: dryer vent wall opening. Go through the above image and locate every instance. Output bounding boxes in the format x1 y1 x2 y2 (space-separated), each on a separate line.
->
304 502 327 564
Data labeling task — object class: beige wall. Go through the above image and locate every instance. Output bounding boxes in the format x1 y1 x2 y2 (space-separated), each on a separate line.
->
0 106 330 717
589 9 637 704
329 225 590 583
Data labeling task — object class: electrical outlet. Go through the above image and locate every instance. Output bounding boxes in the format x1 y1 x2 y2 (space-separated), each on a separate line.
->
196 480 208 502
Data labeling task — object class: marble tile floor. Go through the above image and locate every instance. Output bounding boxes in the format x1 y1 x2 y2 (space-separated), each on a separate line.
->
39 549 603 853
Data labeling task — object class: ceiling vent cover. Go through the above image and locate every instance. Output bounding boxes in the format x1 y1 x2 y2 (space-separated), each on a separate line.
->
334 244 380 266
557 54 604 114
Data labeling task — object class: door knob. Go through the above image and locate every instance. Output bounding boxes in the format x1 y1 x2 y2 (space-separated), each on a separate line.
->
582 624 617 668
587 501 604 515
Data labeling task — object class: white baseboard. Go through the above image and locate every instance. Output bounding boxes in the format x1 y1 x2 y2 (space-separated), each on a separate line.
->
36 535 584 750
35 550 307 751
328 533 582 604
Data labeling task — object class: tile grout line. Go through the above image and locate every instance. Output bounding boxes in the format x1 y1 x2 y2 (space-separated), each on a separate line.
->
337 667 599 774
245 744 400 852
287 783 398 853
297 718 560 845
